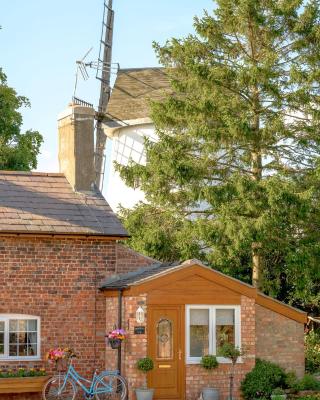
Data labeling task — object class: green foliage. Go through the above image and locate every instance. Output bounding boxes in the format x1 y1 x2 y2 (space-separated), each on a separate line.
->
305 330 320 373
200 355 219 370
118 0 320 310
272 387 285 395
0 367 46 378
240 359 287 399
0 67 43 170
217 343 243 364
136 357 154 374
294 374 320 391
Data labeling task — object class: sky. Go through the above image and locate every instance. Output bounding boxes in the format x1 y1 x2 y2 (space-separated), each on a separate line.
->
1 0 214 193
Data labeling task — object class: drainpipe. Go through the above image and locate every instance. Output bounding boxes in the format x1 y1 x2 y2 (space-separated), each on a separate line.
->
117 289 123 375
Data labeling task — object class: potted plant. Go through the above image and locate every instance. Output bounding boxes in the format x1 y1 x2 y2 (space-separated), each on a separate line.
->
200 355 219 400
136 357 154 400
271 387 287 400
218 343 244 400
0 367 48 394
105 329 126 349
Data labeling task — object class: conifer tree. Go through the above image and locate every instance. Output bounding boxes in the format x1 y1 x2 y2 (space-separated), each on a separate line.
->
117 0 320 302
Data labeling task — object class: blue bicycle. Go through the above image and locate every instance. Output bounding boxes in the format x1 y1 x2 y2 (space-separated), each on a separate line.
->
42 358 127 400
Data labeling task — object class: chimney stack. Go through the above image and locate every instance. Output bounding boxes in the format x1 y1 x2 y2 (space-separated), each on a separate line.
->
58 103 95 191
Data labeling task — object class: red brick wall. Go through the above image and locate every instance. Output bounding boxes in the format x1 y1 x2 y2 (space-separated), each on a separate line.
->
0 234 155 400
255 304 305 378
105 295 148 400
185 296 256 400
122 295 148 400
116 244 155 274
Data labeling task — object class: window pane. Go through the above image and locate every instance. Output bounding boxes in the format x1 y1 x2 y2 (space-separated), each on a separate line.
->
18 320 27 331
19 344 28 357
157 319 172 359
9 320 17 331
190 309 209 357
0 322 4 356
0 334 3 355
216 309 235 350
28 332 37 344
9 345 17 356
9 333 17 344
28 320 37 331
28 343 37 356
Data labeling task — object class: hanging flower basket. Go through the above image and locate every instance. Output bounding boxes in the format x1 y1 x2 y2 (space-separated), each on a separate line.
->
105 329 127 349
108 338 122 349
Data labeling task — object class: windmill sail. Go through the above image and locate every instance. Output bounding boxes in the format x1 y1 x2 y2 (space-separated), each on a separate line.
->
94 0 114 191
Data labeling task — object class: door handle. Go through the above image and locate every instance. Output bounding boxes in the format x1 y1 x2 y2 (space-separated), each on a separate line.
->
178 349 182 360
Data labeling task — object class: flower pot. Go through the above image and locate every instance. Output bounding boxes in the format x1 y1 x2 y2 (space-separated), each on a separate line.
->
109 338 122 349
271 395 287 400
0 376 50 393
202 387 219 400
135 387 154 400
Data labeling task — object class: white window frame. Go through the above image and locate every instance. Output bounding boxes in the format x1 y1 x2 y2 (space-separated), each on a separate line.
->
0 314 41 361
186 305 241 364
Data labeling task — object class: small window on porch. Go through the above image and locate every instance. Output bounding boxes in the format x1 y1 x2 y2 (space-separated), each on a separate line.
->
157 319 173 359
189 309 209 357
216 309 235 351
186 305 240 363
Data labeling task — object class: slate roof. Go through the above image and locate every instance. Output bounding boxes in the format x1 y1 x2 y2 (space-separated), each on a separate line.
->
0 171 128 237
105 67 171 122
100 261 180 289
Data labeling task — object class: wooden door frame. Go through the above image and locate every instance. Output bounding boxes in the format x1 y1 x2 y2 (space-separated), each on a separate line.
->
147 304 186 400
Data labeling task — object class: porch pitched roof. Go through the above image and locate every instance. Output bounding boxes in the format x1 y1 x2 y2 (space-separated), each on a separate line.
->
100 259 307 324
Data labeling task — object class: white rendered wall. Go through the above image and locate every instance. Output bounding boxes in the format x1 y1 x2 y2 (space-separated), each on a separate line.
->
105 123 157 211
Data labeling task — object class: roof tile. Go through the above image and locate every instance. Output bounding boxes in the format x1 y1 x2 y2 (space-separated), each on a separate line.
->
0 172 128 237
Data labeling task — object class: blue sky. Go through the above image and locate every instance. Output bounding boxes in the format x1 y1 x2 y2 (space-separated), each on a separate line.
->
1 0 214 189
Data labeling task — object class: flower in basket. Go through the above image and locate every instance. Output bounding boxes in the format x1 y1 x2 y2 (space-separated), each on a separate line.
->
47 347 77 364
105 329 127 348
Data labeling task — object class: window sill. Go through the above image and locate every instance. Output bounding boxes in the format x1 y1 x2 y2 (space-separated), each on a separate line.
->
186 357 243 364
0 357 41 362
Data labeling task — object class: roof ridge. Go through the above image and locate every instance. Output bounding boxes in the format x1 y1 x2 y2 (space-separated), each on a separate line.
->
118 67 165 73
0 171 65 177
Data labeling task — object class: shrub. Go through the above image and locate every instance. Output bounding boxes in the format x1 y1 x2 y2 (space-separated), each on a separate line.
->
136 357 154 373
295 374 320 391
241 359 287 399
200 355 218 370
296 396 320 400
305 330 320 374
217 343 243 363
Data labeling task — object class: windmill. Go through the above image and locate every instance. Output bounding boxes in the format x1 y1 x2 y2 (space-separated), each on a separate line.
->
94 0 116 191
73 0 118 191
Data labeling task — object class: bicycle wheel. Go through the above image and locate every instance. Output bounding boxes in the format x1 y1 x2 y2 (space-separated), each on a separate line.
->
42 375 77 400
94 373 127 400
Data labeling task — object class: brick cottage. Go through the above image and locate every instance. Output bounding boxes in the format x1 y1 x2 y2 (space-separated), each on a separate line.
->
0 103 307 400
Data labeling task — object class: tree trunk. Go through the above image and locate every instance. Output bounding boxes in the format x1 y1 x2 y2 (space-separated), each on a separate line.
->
252 241 263 289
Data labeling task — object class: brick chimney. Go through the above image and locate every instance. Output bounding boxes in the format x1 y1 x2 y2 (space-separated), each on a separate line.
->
58 103 95 191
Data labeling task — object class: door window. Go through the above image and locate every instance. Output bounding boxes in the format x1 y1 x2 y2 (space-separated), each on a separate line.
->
157 319 173 359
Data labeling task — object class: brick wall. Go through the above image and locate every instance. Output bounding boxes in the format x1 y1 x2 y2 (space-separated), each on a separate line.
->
0 236 153 400
116 244 155 274
186 296 256 400
122 295 148 400
255 304 305 378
